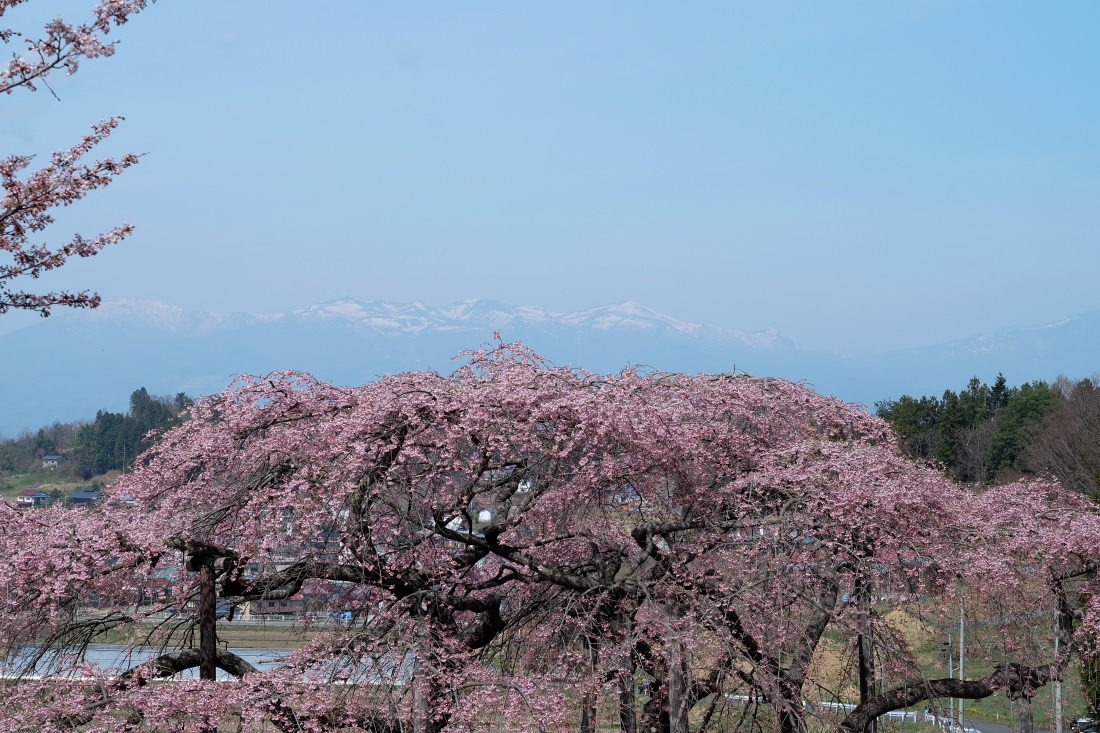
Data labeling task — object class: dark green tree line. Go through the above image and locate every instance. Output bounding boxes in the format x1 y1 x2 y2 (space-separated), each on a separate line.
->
876 374 1057 483
74 388 191 478
0 388 192 482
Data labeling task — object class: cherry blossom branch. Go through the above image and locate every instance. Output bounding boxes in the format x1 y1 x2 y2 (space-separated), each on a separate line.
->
0 1 152 315
0 1 152 97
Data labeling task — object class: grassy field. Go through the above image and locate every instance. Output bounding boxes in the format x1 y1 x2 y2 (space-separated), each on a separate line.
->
0 468 118 500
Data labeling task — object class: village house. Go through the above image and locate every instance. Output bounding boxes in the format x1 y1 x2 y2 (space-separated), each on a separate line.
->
239 593 307 620
15 489 49 508
68 487 102 506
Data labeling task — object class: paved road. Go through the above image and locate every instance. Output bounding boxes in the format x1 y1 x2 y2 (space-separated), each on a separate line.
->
968 721 1013 733
958 718 1050 733
924 712 1050 733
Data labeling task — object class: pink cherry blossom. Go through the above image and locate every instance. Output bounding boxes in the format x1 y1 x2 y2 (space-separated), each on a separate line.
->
3 343 1097 733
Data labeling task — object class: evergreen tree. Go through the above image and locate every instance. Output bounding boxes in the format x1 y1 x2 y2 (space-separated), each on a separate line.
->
936 390 963 469
958 377 991 429
878 373 1056 483
987 381 1059 475
874 394 941 460
74 389 190 478
989 373 1011 414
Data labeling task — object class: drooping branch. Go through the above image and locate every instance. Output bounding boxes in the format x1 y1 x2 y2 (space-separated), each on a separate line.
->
839 664 1053 733
48 649 259 730
122 648 260 680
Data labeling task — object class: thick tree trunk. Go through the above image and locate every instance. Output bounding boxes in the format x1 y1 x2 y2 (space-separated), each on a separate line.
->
619 664 638 733
640 679 670 733
580 635 600 733
667 635 691 733
855 573 877 733
198 562 217 682
197 560 218 733
1014 694 1034 733
413 681 429 733
617 612 639 733
857 630 876 733
779 706 807 733
580 697 598 733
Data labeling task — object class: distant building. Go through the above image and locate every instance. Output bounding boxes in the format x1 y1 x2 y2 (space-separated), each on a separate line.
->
69 487 102 506
139 577 173 606
15 489 49 507
41 454 63 469
240 594 306 619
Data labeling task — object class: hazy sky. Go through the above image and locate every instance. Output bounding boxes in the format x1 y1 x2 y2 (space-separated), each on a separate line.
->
3 1 1098 352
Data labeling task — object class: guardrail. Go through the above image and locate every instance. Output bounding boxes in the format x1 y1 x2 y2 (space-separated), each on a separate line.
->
725 695 979 731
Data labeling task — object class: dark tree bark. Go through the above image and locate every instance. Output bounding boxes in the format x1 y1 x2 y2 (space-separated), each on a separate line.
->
639 672 670 733
54 650 260 730
667 634 691 733
1014 694 1034 733
619 664 638 733
580 636 599 733
856 576 877 733
124 648 260 679
198 561 217 682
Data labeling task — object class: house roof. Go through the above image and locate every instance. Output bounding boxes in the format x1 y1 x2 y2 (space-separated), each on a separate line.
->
70 488 102 500
17 489 48 497
42 454 63 461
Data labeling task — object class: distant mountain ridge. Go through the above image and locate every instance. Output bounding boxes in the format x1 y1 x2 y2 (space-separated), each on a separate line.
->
292 298 704 335
2 298 1098 437
79 298 786 346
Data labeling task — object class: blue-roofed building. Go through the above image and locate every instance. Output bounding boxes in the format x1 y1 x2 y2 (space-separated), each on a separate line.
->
69 487 102 506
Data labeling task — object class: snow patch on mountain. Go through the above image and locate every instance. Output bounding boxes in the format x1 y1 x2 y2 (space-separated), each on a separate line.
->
79 299 189 329
941 313 1098 357
558 301 701 334
730 327 786 349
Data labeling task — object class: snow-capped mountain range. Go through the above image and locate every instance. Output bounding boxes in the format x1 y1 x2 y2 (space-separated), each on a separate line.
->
80 298 783 345
2 298 1098 436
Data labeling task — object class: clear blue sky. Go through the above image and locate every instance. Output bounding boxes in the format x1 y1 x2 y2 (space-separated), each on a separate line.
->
3 1 1098 352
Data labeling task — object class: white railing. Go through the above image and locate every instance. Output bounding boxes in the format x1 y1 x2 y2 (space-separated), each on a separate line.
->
726 694 980 732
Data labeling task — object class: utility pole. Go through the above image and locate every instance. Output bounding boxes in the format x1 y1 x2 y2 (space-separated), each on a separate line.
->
943 632 954 724
959 607 966 730
1055 603 1063 733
